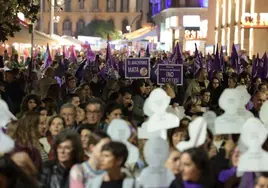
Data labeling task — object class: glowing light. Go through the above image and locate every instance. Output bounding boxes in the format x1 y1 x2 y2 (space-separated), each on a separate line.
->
221 29 225 46
234 26 239 44
227 28 230 54
228 0 232 24
249 28 253 57
215 31 218 46
235 0 240 22
222 0 226 25
241 28 244 49
216 0 220 27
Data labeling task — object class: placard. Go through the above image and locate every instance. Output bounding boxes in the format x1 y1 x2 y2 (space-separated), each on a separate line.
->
157 64 183 85
125 58 150 79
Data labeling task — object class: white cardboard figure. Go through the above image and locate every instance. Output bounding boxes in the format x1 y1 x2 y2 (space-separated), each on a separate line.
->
259 101 268 130
237 117 268 172
107 119 139 165
145 88 180 132
138 121 167 140
215 88 246 134
203 111 217 134
176 117 207 152
0 99 16 153
143 99 154 117
137 137 175 188
236 86 254 120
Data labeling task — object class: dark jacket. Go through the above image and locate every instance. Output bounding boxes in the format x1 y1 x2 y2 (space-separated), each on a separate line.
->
39 160 71 188
132 95 145 126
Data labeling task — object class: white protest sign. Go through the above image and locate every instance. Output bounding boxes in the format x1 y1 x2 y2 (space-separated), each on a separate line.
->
107 119 139 164
138 121 167 140
203 111 217 134
0 99 16 153
238 118 268 172
236 86 254 120
176 117 207 152
138 137 175 188
215 88 246 134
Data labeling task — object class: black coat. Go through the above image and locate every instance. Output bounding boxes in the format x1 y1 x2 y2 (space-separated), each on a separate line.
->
39 161 70 188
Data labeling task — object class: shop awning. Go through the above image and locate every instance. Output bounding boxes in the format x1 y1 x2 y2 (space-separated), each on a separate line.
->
61 36 84 45
123 26 157 42
5 24 57 45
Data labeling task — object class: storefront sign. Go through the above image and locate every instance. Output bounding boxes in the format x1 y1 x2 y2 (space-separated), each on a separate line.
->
125 58 150 79
185 30 206 40
241 12 268 28
157 64 183 85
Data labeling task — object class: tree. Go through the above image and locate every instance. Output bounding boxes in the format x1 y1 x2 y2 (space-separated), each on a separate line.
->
79 19 122 40
0 0 39 42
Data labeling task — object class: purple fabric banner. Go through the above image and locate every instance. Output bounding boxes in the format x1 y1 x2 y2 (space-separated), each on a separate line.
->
125 58 150 79
157 64 183 85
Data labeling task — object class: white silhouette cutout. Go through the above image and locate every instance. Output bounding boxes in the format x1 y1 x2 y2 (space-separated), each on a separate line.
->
238 117 268 172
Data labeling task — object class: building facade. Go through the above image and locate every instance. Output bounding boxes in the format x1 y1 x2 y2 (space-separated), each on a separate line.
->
213 0 268 57
39 0 149 36
151 0 209 52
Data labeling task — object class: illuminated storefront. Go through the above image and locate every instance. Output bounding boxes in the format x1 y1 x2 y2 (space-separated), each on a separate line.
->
213 0 268 57
152 9 208 53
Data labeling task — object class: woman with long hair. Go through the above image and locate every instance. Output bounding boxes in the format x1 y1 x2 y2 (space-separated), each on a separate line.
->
39 130 84 188
12 111 43 169
42 97 58 117
169 147 212 188
17 94 41 118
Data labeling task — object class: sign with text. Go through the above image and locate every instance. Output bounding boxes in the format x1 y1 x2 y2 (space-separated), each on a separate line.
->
125 58 150 79
157 64 183 85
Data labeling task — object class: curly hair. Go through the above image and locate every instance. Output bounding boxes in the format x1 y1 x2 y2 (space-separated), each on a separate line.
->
20 94 42 116
13 111 40 148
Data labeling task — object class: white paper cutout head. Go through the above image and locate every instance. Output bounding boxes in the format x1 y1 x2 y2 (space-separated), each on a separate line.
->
203 111 217 134
176 117 207 152
145 88 171 114
0 99 16 153
143 99 155 117
260 101 268 127
107 119 139 164
236 86 251 106
240 118 268 148
219 88 240 113
143 137 169 167
138 121 167 140
107 119 131 142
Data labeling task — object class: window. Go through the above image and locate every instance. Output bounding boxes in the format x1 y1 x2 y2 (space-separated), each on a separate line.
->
122 19 129 33
92 0 99 10
76 19 85 34
79 0 85 9
63 19 72 36
65 0 71 12
136 19 142 29
121 0 129 12
136 0 142 12
107 0 116 12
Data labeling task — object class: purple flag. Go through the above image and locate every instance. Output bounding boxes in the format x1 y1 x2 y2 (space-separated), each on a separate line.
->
69 45 77 63
220 46 224 71
231 44 238 72
214 44 221 72
86 43 95 62
44 43 52 68
206 54 213 80
262 52 268 80
193 43 203 77
252 53 259 79
170 43 177 61
173 42 183 64
62 45 68 59
145 44 150 57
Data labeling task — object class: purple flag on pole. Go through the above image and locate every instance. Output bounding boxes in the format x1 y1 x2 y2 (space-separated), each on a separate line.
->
231 44 238 72
86 43 95 62
262 52 268 80
173 42 183 64
220 46 224 71
193 43 203 77
214 44 222 72
206 54 213 80
145 44 150 57
69 45 77 63
252 53 259 79
44 43 52 68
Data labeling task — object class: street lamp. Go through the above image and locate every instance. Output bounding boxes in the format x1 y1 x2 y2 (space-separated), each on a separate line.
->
126 25 131 33
53 16 60 23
